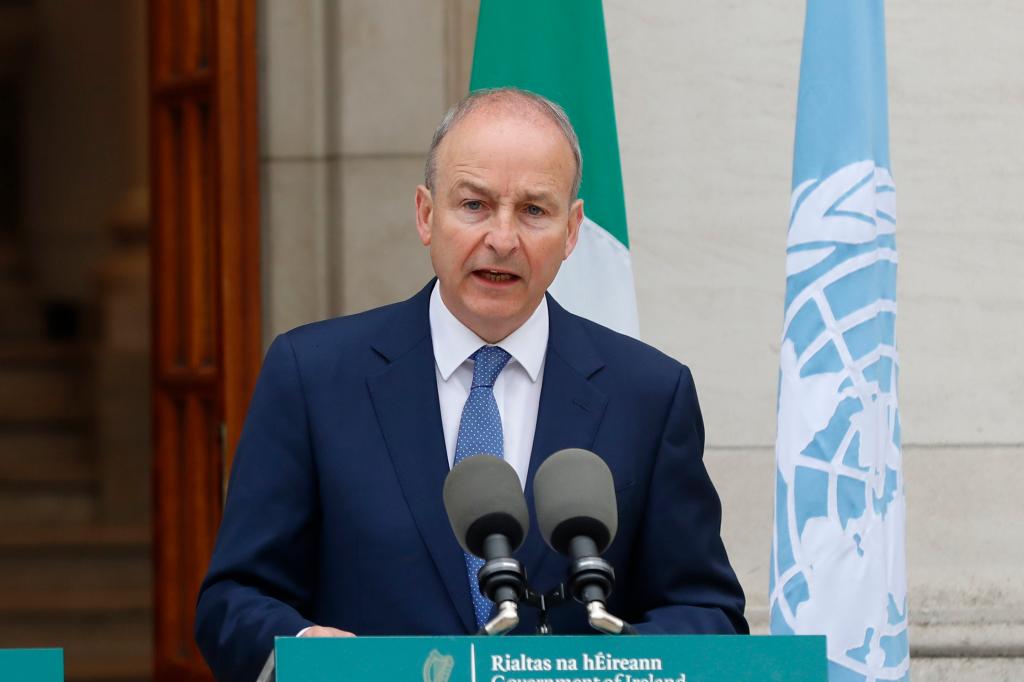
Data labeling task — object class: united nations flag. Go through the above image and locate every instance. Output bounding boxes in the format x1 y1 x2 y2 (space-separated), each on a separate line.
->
770 2 909 681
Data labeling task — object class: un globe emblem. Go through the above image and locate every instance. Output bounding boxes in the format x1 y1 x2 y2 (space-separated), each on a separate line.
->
771 161 909 680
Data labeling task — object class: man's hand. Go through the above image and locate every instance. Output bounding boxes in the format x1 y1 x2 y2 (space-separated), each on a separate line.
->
300 626 355 637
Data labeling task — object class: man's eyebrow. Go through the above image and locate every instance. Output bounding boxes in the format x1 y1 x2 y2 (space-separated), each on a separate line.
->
449 179 493 196
518 189 560 206
449 179 560 206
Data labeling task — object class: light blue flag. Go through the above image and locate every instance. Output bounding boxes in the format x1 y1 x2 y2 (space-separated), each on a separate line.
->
770 2 909 681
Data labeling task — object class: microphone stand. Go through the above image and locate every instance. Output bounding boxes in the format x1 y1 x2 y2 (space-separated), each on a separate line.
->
475 534 528 636
473 535 638 636
586 601 638 635
522 584 568 634
567 536 638 635
476 573 568 635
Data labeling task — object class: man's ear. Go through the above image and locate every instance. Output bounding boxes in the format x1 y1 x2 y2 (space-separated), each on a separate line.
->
415 185 434 246
563 198 584 259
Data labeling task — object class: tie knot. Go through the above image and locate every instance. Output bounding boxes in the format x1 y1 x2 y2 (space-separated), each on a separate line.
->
470 346 511 388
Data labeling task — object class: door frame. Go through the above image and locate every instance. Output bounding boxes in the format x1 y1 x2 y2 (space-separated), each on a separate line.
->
149 1 261 678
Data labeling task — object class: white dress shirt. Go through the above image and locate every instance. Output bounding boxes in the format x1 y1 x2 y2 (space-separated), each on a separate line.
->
429 281 548 488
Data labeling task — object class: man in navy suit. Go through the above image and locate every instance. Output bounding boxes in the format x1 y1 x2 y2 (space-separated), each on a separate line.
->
195 88 747 682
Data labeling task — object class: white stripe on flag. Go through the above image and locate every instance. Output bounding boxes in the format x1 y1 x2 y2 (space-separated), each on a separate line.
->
548 217 639 338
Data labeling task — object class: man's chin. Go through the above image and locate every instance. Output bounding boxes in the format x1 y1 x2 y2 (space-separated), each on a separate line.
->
466 301 523 323
459 298 535 341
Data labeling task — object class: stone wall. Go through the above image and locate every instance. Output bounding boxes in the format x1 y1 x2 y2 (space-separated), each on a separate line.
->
260 0 477 339
260 2 1024 678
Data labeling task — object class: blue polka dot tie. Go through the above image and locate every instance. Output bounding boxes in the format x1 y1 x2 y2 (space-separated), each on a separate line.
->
453 345 512 629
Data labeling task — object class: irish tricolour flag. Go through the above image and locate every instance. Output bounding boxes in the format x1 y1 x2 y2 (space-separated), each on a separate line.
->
471 0 639 338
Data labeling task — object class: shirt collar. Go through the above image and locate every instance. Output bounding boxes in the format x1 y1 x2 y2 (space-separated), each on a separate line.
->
429 281 548 383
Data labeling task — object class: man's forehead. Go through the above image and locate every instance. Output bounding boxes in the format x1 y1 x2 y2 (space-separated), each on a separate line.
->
447 167 563 200
435 107 575 184
446 104 565 147
462 97 556 127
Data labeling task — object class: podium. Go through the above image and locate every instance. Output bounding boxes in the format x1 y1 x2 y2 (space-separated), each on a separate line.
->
276 635 826 682
0 649 63 682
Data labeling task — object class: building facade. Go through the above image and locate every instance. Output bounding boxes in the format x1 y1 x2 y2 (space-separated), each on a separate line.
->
260 2 1023 680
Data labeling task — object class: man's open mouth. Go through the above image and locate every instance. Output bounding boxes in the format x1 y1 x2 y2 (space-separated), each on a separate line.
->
474 269 519 283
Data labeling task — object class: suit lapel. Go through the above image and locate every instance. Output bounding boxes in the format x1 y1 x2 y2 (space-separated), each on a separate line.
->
366 283 476 633
518 296 608 580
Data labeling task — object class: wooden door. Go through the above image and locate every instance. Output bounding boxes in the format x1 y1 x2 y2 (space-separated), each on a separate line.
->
149 1 261 679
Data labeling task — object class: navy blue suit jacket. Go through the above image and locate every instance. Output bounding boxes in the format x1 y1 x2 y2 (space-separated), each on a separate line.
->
195 282 747 682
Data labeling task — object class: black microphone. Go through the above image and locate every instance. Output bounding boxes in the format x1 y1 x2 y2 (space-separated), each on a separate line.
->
443 454 530 635
533 448 636 634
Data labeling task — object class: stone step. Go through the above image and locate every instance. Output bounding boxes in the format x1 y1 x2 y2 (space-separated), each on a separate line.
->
0 270 30 296
0 357 87 422
0 273 32 306
0 523 149 548
0 428 88 473
0 486 97 526
0 599 151 667
0 444 95 526
0 343 94 524
0 240 26 277
0 587 150 615
66 655 152 682
0 341 90 363
0 295 46 339
0 527 153 679
0 263 30 283
0 275 46 339
0 525 150 592
0 453 92 486
0 273 32 296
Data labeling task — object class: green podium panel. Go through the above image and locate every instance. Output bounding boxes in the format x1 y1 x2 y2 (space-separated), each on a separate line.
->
0 649 63 682
276 635 825 682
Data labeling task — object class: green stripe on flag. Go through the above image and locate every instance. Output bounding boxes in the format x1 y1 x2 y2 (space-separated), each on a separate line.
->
470 0 629 248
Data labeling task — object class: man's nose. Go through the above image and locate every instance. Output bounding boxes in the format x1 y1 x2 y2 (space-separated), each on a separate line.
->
484 208 519 256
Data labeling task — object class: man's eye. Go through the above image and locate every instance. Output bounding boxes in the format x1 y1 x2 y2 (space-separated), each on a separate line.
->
463 200 484 211
525 205 545 216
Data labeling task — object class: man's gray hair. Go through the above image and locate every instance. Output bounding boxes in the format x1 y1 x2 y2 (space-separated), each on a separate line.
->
424 87 583 201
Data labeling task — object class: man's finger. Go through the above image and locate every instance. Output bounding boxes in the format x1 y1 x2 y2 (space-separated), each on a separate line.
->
301 625 356 637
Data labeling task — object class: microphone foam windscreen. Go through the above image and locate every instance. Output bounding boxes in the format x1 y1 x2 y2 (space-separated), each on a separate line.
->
533 448 618 555
443 454 529 558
